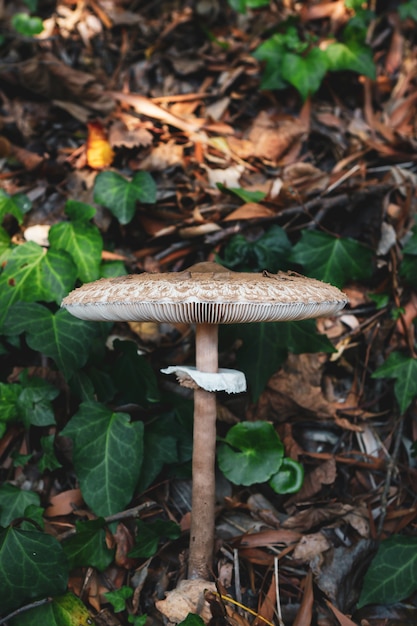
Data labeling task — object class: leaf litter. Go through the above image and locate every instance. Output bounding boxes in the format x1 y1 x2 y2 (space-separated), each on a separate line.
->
1 1 417 625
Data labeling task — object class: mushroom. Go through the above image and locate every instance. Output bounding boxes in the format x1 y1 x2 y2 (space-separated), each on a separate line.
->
62 261 348 580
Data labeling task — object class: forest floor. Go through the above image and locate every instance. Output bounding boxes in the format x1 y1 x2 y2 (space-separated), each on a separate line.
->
1 1 417 625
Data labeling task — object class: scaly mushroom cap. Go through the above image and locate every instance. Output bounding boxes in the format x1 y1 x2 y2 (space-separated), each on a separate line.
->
62 262 348 324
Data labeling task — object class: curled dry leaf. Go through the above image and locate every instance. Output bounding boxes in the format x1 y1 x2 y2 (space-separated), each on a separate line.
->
223 203 275 222
155 579 216 624
292 532 331 563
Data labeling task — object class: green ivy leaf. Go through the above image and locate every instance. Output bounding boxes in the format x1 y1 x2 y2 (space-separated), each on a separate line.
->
220 225 292 273
0 226 11 260
10 592 94 626
216 184 267 203
104 586 133 612
178 615 205 626
137 415 180 493
16 370 59 428
291 230 373 287
39 436 62 472
62 518 114 571
11 12 44 35
217 421 284 485
61 401 144 516
224 319 334 401
129 519 181 558
325 41 375 79
94 171 156 225
112 340 160 405
0 190 29 224
399 0 417 21
373 351 417 413
3 303 99 379
49 204 103 283
281 47 328 100
0 484 40 527
0 527 68 616
358 535 417 607
253 36 288 90
228 0 269 13
0 242 77 329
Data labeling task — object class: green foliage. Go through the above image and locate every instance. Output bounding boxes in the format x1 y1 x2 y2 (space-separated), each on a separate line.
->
216 183 267 203
11 13 44 35
217 421 284 485
62 518 114 571
178 615 205 626
0 527 68 616
94 171 157 225
129 519 181 558
3 303 99 379
49 201 103 283
358 535 417 607
39 435 62 472
372 351 417 413
0 485 40 527
223 318 335 401
111 340 160 405
291 230 373 287
10 592 94 626
253 15 375 99
0 370 58 436
61 402 144 516
398 0 417 21
0 190 31 224
227 0 269 14
0 242 77 329
220 225 292 273
104 586 133 612
269 457 304 494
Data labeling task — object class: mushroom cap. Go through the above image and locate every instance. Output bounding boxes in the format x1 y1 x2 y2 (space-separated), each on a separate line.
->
62 262 348 324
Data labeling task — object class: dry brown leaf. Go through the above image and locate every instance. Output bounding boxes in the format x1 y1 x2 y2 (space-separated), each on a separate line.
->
234 529 301 549
286 459 337 507
223 203 275 221
292 532 331 563
325 600 357 626
156 579 216 624
139 141 184 170
248 112 307 163
114 523 136 569
293 571 314 626
253 574 276 626
45 489 84 517
109 120 153 149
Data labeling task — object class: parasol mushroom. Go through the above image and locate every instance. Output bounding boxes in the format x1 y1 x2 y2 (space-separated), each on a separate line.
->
62 261 348 580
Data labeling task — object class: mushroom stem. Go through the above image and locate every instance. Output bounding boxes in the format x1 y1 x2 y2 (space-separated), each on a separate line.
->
188 323 219 580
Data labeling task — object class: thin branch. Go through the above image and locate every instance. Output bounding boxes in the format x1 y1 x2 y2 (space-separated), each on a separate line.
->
0 598 51 625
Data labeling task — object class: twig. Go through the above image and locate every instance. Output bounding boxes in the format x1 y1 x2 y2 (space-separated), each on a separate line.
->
233 548 242 613
377 414 404 536
0 598 51 625
274 557 285 626
57 500 159 541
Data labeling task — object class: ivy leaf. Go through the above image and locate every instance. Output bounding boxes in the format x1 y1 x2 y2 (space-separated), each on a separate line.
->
373 351 417 413
0 242 77 328
9 592 93 626
94 171 156 225
217 421 284 485
0 190 30 224
62 518 114 571
325 41 375 79
16 370 59 428
0 484 40 527
137 415 180 493
11 13 44 35
220 225 292 273
129 519 181 558
224 319 334 402
112 340 160 405
281 47 328 100
0 527 68 616
49 203 103 283
253 36 288 90
61 401 144 516
358 535 417 607
3 303 99 379
216 184 267 203
291 230 373 287
104 586 133 612
0 226 11 260
39 436 62 473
